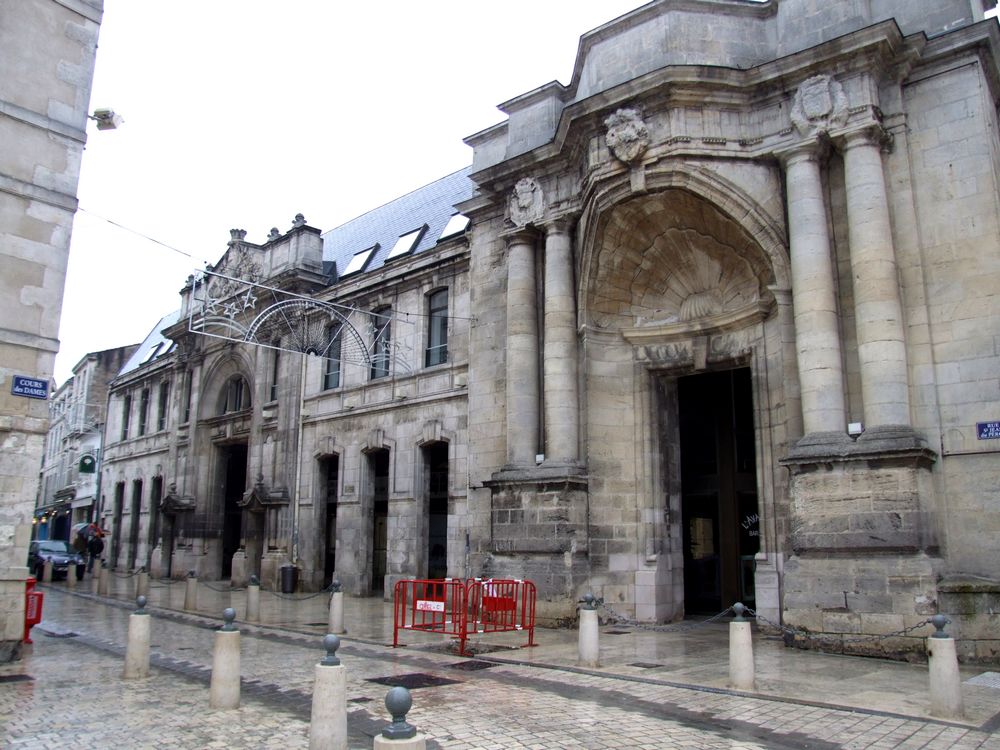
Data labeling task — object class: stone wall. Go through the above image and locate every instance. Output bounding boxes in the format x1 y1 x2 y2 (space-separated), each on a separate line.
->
0 0 102 660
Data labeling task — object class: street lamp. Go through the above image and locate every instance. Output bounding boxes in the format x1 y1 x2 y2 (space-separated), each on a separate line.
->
89 108 123 130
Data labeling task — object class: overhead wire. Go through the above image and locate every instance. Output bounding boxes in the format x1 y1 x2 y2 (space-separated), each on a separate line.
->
76 206 477 322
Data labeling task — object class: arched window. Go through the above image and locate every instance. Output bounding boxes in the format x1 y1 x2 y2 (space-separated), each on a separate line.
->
219 376 251 414
425 288 448 367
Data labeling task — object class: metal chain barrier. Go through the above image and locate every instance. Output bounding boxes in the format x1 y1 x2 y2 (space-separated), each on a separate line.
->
598 600 735 632
747 606 934 646
151 577 184 587
597 599 935 646
202 580 247 593
109 568 143 579
268 583 336 601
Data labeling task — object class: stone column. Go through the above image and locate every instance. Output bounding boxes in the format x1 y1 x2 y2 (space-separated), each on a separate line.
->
842 127 910 428
780 144 847 436
542 219 579 465
505 230 540 467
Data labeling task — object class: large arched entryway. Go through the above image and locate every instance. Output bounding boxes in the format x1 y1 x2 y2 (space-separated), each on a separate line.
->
581 184 784 621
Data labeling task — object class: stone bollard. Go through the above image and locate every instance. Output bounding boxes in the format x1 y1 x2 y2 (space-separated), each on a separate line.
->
728 602 755 691
246 575 260 623
184 570 198 612
91 563 101 594
328 579 345 635
124 596 151 679
928 615 965 719
42 559 53 583
135 568 149 599
67 562 77 589
577 593 600 668
209 608 241 709
374 687 426 750
309 634 347 750
98 562 110 597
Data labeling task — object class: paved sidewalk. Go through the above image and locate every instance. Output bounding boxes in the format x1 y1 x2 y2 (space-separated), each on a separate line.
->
2 575 999 749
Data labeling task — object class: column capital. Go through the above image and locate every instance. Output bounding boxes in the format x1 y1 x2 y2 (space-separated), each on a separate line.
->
838 124 891 152
501 227 540 247
542 213 577 237
774 138 830 169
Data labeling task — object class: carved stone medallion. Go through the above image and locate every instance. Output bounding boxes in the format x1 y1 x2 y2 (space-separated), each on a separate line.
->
605 107 650 165
790 75 848 137
509 177 544 227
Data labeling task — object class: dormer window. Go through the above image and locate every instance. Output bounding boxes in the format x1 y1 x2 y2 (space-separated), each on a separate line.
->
341 245 377 277
385 226 426 261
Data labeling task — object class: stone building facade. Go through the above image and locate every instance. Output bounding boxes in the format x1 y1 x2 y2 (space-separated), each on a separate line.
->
35 345 137 541
101 0 1000 661
0 0 103 659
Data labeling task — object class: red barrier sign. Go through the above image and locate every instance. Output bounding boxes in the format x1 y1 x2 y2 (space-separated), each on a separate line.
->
393 577 536 656
24 577 43 644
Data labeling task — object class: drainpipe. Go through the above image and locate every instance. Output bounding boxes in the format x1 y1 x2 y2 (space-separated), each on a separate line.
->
291 352 306 565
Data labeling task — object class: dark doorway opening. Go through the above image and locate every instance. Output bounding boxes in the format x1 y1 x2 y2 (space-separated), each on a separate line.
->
111 481 125 567
127 479 143 570
424 442 449 579
369 449 389 594
147 476 163 571
220 444 248 579
679 367 759 614
320 455 339 585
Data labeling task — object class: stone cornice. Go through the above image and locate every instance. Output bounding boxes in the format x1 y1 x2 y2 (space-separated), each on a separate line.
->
468 21 921 191
620 299 774 346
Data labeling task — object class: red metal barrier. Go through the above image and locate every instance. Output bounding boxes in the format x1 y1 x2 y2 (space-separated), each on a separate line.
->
24 576 43 644
467 578 536 648
393 577 536 655
393 578 468 652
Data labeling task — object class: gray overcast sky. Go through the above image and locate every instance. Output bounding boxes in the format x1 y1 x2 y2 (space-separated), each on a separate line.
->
55 0 649 384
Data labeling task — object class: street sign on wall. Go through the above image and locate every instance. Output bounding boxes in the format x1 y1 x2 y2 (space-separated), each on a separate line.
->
977 422 1000 440
10 375 48 399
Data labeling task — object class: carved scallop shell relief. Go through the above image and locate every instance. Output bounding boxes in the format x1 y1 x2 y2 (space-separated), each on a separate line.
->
631 232 760 327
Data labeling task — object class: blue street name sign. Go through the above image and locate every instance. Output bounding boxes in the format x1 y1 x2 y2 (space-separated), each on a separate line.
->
11 375 48 400
977 422 1000 440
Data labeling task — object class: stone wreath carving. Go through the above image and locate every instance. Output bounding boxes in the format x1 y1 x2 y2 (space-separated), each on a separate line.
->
509 176 544 227
605 107 649 165
790 75 848 137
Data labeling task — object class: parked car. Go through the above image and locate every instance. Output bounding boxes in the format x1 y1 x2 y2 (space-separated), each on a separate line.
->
27 540 84 580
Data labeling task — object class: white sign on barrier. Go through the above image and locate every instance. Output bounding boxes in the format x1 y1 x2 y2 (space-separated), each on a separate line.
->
416 599 445 612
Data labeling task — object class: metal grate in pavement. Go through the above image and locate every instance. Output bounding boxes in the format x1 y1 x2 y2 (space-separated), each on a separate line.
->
966 671 1000 689
603 629 632 635
449 660 496 671
629 662 664 669
0 674 34 683
366 672 461 689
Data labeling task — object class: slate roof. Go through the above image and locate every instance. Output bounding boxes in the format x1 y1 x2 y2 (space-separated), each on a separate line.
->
321 166 474 282
117 309 181 377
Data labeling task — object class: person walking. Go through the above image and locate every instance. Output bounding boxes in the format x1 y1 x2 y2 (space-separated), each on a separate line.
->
86 528 104 572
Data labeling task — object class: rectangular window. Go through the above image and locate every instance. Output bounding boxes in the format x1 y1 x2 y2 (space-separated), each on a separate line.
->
425 289 449 367
138 388 150 436
183 370 192 423
269 344 280 402
121 394 132 441
324 328 342 390
157 381 169 431
370 308 391 380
